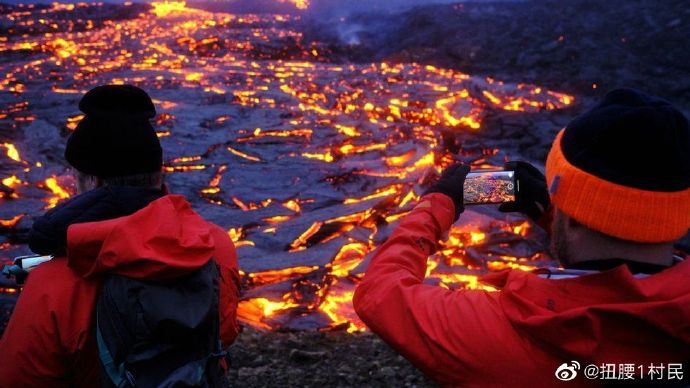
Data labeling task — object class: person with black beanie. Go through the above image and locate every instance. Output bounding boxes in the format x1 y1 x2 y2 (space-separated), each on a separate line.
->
0 85 241 387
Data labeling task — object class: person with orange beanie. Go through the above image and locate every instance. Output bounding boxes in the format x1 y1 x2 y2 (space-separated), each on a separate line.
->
353 88 690 386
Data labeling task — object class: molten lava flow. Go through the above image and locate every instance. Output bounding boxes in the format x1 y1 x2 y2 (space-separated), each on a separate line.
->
65 115 84 131
279 0 310 10
236 128 313 142
469 231 486 245
2 143 21 162
237 297 298 330
327 242 369 278
289 221 323 251
318 288 365 333
1 176 21 189
0 215 23 228
282 199 301 213
247 266 319 287
43 177 71 209
0 1 572 332
228 227 255 248
383 149 417 167
151 1 188 17
163 165 206 172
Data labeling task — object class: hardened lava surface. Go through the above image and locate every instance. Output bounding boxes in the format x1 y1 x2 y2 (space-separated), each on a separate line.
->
0 2 574 333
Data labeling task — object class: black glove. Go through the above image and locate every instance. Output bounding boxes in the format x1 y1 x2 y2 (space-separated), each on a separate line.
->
498 161 550 221
424 163 470 221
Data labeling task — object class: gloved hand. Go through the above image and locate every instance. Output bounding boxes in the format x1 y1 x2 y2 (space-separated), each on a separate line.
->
424 163 470 221
498 161 550 221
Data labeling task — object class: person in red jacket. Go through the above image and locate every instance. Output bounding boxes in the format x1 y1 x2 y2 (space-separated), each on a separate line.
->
353 88 690 387
0 85 241 387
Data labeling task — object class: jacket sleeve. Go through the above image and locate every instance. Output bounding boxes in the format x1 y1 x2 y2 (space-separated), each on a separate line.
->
0 258 87 388
352 193 514 384
209 225 241 347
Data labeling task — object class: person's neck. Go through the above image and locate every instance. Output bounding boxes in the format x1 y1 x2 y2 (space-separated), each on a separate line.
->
565 233 675 268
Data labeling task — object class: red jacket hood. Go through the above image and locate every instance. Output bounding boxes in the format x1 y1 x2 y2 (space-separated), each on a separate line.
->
481 259 690 363
67 195 216 281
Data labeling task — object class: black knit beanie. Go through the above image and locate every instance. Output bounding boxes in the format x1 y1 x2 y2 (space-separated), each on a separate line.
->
561 88 690 191
546 88 690 242
65 85 162 178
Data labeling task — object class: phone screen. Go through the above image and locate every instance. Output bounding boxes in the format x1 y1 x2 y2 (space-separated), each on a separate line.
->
463 171 516 204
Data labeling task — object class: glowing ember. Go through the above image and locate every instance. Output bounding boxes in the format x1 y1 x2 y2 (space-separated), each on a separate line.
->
469 231 486 245
65 114 84 131
2 143 21 162
247 266 319 286
1 176 21 189
228 227 255 248
319 288 364 333
280 0 310 10
0 215 23 228
151 1 188 17
43 177 72 209
344 185 401 205
237 297 298 330
328 242 369 278
227 146 261 162
289 221 324 251
282 199 301 213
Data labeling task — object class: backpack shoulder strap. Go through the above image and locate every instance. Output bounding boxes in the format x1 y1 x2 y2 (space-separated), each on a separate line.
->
96 313 127 387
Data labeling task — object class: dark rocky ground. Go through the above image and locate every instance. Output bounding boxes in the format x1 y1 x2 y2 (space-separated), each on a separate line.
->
226 328 436 387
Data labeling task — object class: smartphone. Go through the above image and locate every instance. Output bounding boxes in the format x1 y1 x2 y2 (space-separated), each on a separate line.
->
463 170 517 204
13 254 54 271
2 254 53 285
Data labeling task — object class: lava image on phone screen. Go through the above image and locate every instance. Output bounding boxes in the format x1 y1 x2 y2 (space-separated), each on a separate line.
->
463 171 515 204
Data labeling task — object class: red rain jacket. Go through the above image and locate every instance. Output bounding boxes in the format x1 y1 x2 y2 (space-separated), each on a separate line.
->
0 195 241 387
353 193 690 387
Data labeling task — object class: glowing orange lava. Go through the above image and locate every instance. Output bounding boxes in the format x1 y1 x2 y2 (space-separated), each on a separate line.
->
0 1 570 332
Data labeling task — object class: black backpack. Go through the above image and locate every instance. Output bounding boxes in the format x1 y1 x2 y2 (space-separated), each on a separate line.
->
96 259 225 388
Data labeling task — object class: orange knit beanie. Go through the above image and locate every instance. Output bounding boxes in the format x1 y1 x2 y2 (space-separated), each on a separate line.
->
545 89 690 243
